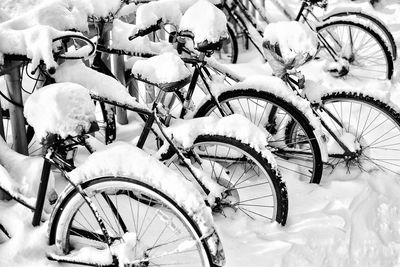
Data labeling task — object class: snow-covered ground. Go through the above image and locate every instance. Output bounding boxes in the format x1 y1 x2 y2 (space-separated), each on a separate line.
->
1 0 400 266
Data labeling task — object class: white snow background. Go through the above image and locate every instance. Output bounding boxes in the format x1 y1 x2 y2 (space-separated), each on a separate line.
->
1 0 400 266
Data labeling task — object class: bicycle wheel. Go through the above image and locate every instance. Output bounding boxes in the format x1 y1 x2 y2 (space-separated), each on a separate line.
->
164 134 288 225
215 23 238 64
320 91 400 175
316 19 393 80
323 12 397 60
49 177 215 266
195 89 323 184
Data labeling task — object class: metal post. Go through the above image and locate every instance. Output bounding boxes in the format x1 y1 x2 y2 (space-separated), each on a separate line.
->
102 29 129 125
4 67 28 155
0 101 5 140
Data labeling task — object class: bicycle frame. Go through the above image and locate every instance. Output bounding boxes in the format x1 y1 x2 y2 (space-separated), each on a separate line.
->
0 136 115 252
224 0 340 62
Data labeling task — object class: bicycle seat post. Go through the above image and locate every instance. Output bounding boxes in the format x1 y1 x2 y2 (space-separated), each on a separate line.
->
3 63 28 155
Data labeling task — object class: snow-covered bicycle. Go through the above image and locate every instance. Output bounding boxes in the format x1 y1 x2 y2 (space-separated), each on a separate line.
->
222 0 395 80
0 82 225 267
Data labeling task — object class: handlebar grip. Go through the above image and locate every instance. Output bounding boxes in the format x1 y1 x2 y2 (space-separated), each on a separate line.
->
128 19 162 40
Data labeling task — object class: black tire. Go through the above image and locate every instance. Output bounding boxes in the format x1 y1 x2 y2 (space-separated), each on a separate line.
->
320 91 400 175
48 177 216 267
215 23 238 64
194 89 323 184
323 11 397 60
165 134 288 225
316 19 393 80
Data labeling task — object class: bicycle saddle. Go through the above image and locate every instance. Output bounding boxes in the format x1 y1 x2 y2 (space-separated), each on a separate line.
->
179 0 229 53
262 21 318 77
24 82 97 143
131 52 192 92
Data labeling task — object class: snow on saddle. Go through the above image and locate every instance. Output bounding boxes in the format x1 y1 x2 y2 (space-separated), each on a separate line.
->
24 82 98 144
262 21 318 77
179 0 230 53
131 52 192 92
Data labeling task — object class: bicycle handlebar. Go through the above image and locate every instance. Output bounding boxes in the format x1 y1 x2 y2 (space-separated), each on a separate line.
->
52 34 96 60
128 19 162 40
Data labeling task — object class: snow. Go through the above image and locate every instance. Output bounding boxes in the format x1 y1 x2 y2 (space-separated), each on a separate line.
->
166 114 277 167
24 82 95 140
110 19 174 55
68 141 216 244
52 60 148 110
263 21 318 77
226 75 323 133
2 0 400 267
131 52 191 84
135 0 183 29
179 0 229 44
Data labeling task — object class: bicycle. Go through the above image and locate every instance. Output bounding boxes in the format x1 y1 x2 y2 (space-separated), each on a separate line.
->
222 0 395 80
125 9 400 184
0 0 290 226
0 81 225 267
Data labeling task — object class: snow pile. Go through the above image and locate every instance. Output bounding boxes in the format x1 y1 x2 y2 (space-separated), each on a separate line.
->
0 202 52 266
68 142 216 244
263 21 318 77
53 60 148 110
135 0 182 29
131 52 191 84
167 114 277 165
179 0 229 44
135 0 223 30
0 137 54 209
111 19 174 55
24 82 95 140
0 25 81 70
0 0 91 68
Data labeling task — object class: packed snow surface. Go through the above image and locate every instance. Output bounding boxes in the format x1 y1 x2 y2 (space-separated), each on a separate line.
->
24 82 95 140
131 52 191 84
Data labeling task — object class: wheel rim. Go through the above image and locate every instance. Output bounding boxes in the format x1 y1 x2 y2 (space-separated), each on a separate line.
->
317 22 390 80
321 96 400 175
165 139 279 222
56 180 210 267
203 96 320 183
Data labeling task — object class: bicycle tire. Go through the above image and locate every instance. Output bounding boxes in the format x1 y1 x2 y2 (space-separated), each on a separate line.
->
48 177 216 266
320 91 400 176
194 89 323 184
316 19 393 80
323 11 397 60
223 5 251 51
215 23 238 64
164 134 288 225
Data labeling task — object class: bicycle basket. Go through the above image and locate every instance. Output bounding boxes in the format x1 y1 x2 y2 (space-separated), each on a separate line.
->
262 21 318 77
